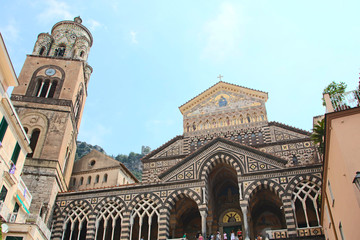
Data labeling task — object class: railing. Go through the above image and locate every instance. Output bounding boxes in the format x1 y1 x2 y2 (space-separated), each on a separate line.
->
18 177 32 206
26 214 51 240
297 226 323 237
0 200 11 221
324 89 360 113
265 229 288 239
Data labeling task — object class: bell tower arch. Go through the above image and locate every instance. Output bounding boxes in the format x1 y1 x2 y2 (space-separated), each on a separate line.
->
10 17 93 225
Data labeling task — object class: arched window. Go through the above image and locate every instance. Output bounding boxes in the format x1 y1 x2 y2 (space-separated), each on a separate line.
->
292 181 321 228
87 176 91 185
74 86 84 122
63 205 89 240
130 199 160 240
80 51 84 58
80 177 84 185
247 114 251 123
54 45 66 57
35 79 57 98
251 132 256 144
63 146 71 174
95 201 123 240
103 174 108 183
27 129 40 158
95 175 99 184
39 47 45 56
72 178 76 186
47 80 57 98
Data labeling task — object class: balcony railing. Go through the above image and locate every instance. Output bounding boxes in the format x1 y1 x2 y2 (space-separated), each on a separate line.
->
17 177 32 207
324 89 360 113
26 214 51 240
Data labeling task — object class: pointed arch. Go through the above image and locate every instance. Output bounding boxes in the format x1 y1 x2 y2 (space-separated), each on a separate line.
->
243 180 285 204
198 152 244 181
93 197 126 240
61 199 92 240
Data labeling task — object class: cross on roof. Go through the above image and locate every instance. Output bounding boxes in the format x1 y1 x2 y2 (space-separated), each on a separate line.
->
217 74 224 81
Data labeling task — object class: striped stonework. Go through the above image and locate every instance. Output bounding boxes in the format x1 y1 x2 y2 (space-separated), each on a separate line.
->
199 152 243 181
285 174 322 196
243 179 285 204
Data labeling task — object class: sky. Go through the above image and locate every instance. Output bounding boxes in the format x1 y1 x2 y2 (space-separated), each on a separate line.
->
1 0 360 156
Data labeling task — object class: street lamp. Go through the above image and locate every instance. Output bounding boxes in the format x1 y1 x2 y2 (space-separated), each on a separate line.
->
353 172 360 191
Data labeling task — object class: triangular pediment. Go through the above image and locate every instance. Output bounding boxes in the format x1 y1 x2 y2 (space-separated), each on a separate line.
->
159 138 287 182
179 81 268 117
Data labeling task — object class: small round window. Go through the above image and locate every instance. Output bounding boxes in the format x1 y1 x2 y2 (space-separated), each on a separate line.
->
90 160 96 166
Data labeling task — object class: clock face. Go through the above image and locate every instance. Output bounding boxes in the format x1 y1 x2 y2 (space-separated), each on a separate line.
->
45 68 56 76
223 211 241 223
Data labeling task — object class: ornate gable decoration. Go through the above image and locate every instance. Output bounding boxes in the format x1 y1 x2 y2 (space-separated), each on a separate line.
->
179 82 268 118
160 138 286 183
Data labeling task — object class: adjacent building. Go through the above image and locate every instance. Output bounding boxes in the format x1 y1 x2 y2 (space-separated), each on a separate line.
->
69 150 138 191
0 33 50 240
321 89 360 240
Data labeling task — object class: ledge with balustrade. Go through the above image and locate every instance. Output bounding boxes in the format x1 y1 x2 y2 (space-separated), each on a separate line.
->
265 227 323 240
324 89 360 113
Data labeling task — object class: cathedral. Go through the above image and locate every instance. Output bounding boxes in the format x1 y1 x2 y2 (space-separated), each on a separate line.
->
7 18 324 240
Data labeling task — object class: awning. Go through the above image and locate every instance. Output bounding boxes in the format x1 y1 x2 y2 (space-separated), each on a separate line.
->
16 194 30 214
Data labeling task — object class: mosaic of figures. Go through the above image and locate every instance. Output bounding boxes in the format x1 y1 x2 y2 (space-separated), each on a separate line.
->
184 90 266 118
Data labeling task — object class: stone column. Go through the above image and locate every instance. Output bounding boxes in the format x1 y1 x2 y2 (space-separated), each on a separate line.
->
241 207 250 240
86 212 96 240
120 211 131 240
158 207 171 240
200 210 207 237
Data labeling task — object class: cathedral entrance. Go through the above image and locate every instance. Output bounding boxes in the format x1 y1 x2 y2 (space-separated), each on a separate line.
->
219 209 242 238
169 197 201 238
207 161 242 235
248 188 286 238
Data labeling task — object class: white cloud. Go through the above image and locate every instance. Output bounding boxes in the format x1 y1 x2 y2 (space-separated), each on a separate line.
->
87 19 103 31
37 0 73 23
200 2 242 61
0 19 19 42
130 31 138 44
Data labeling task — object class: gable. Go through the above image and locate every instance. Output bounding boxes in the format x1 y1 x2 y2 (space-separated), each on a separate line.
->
179 81 268 117
73 150 121 173
159 138 287 183
268 122 311 142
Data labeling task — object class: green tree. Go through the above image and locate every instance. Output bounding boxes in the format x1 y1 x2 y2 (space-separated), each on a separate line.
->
322 81 347 106
311 119 325 157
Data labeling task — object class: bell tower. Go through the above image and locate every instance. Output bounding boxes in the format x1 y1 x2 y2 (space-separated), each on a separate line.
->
10 17 93 224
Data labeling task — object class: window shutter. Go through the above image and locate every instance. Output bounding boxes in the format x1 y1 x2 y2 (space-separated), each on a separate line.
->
0 117 9 142
11 143 21 165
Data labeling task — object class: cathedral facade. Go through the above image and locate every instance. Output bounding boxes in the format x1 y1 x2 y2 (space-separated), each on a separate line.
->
10 18 324 240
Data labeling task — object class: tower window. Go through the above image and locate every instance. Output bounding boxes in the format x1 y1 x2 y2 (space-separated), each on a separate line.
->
80 51 84 57
95 175 99 183
103 174 108 183
39 47 45 56
35 79 57 98
54 46 66 57
27 129 40 158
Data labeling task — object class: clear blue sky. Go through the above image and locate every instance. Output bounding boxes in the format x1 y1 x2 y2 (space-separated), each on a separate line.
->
1 0 359 156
